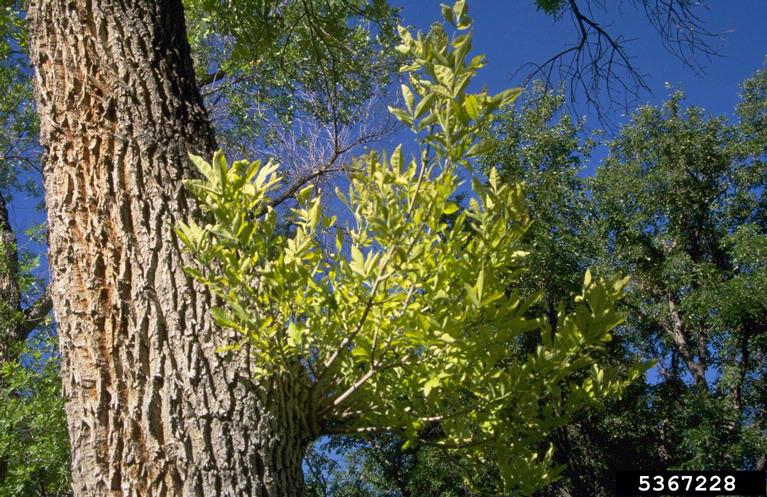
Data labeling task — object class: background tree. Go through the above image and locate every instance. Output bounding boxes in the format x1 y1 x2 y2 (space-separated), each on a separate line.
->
468 84 647 497
481 84 598 327
0 0 50 362
2 190 69 497
481 68 767 497
304 436 480 497
0 329 70 497
185 0 402 197
591 76 767 472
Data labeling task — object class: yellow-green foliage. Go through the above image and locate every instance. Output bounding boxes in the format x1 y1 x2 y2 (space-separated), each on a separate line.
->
178 2 644 493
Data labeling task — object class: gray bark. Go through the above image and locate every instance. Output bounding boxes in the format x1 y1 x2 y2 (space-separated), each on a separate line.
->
665 294 707 388
27 1 311 495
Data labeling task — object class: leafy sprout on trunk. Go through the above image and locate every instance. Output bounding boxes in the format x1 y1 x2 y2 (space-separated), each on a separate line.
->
178 1 645 493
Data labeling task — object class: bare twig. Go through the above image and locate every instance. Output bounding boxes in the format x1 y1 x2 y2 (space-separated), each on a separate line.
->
518 0 722 123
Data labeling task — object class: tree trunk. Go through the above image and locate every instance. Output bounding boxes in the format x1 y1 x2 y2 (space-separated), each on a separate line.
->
0 192 21 485
0 193 20 362
665 295 707 389
27 1 311 495
0 192 54 361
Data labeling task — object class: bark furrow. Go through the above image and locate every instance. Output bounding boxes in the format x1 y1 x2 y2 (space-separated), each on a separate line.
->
28 1 311 495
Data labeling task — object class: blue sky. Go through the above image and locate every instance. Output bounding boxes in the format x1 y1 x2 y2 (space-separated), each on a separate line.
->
399 1 767 123
10 2 767 226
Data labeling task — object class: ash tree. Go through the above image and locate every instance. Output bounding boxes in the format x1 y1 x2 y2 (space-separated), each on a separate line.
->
178 2 642 495
25 0 640 492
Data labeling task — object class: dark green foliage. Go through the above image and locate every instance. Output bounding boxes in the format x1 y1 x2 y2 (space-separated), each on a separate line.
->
184 0 402 153
586 74 767 490
534 0 567 17
0 221 69 496
532 72 767 496
0 0 39 199
480 86 651 497
480 84 598 325
305 437 482 497
0 333 70 497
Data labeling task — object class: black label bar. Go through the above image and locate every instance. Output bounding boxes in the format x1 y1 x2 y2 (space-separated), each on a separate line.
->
614 470 766 496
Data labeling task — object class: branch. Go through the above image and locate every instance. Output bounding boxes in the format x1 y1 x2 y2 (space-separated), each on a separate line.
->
518 0 721 123
267 164 352 211
17 285 53 339
321 424 397 435
250 114 393 218
664 293 707 388
639 0 721 75
313 159 431 387
317 352 413 418
314 263 391 387
418 436 496 450
199 69 228 87
0 191 21 318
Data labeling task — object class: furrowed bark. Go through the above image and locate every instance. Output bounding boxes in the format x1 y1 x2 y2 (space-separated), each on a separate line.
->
27 1 311 495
